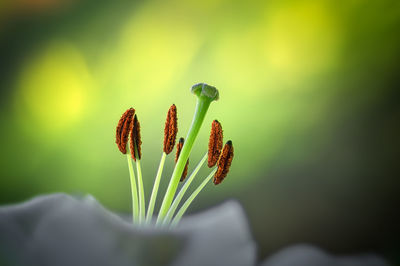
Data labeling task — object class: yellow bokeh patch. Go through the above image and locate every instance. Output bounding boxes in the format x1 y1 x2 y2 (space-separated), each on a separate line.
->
14 41 92 136
261 1 342 78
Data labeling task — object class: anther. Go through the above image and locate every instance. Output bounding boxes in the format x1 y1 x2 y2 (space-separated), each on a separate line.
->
116 108 135 154
175 137 189 182
213 140 234 185
163 104 178 154
208 120 223 167
130 114 142 161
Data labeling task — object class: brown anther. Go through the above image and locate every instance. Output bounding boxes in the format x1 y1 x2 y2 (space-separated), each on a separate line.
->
130 114 142 161
163 104 178 154
208 120 223 167
180 161 189 182
116 108 135 154
175 137 184 163
213 140 234 185
175 137 189 182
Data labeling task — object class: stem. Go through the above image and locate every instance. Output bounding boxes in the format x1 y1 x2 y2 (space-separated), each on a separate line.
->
146 152 167 224
135 157 145 224
162 152 208 225
170 168 217 227
127 153 139 223
157 96 212 224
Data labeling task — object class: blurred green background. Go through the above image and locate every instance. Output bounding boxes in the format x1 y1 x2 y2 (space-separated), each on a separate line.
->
0 0 399 263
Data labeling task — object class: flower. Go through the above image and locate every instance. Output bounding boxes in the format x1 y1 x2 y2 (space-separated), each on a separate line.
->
0 194 256 266
0 194 389 266
259 244 388 266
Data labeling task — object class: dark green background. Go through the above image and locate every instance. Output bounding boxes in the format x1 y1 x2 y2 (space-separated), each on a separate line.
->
0 0 399 263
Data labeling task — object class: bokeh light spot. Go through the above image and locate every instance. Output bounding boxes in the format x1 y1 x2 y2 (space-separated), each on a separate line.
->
262 1 342 78
14 41 92 136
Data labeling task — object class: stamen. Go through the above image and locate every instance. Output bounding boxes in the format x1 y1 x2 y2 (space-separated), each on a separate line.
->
130 114 142 161
213 140 234 185
175 137 189 182
116 108 135 154
207 120 223 167
163 104 178 154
